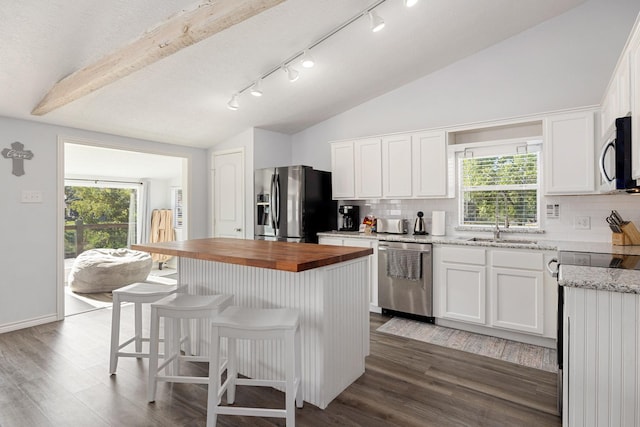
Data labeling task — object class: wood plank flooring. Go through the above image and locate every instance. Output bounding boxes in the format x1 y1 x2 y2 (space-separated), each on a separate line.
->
0 308 561 426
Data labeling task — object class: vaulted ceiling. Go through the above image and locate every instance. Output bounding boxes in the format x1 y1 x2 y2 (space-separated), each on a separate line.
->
0 0 588 148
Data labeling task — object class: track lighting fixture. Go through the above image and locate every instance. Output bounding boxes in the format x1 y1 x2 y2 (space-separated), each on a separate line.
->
227 94 239 111
225 0 399 110
283 65 300 82
404 0 418 7
300 50 315 68
368 10 385 32
250 80 263 97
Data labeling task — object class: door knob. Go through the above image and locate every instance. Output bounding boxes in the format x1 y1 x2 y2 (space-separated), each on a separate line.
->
234 228 242 232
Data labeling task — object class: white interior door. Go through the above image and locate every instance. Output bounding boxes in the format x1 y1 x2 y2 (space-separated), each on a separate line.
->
212 149 244 238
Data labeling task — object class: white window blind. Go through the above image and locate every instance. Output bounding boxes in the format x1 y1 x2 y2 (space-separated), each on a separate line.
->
459 151 540 228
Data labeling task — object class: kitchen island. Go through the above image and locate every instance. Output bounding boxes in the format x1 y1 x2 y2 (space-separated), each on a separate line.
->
132 238 373 409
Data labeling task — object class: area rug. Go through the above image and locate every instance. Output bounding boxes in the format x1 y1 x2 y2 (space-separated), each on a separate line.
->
377 317 557 373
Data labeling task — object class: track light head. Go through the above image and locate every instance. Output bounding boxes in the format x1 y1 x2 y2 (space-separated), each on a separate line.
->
404 0 418 7
227 94 239 111
300 50 315 68
283 65 300 82
250 80 263 97
368 10 385 32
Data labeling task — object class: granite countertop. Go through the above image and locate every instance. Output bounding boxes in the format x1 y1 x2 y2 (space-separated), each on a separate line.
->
559 264 640 294
318 231 640 254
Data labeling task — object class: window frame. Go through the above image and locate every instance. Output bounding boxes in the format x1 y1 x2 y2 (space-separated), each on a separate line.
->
454 138 543 229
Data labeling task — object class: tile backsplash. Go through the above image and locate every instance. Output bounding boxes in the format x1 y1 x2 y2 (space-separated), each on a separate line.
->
340 194 640 243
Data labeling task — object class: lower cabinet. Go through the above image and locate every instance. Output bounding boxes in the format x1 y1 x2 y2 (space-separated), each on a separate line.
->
434 244 556 340
437 246 486 324
319 236 379 311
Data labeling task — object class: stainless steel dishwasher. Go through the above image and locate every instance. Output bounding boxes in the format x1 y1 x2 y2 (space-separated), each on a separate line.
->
378 241 433 321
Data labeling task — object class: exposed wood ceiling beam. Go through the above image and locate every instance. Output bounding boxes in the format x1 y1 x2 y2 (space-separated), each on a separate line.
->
31 0 286 116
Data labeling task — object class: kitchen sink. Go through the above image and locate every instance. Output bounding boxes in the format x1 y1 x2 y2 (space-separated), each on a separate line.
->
466 237 538 245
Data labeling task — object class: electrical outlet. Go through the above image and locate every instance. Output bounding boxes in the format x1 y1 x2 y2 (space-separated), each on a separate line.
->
21 190 43 203
575 215 590 230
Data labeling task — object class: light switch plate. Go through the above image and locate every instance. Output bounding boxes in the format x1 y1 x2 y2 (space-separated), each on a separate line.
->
21 190 43 203
574 215 590 230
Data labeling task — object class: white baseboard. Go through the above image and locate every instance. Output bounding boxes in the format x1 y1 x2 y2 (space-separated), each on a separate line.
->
0 314 60 334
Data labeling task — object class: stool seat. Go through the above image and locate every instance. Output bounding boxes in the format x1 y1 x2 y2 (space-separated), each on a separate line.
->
109 282 178 375
207 306 303 427
213 306 300 331
147 293 234 403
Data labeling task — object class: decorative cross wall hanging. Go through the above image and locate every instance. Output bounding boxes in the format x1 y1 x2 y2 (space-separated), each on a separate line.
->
2 141 34 176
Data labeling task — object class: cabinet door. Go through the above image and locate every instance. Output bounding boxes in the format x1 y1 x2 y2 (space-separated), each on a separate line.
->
343 238 378 308
630 27 640 179
330 141 355 199
354 138 382 198
490 268 543 334
412 131 448 197
544 111 595 194
617 53 631 118
382 134 412 198
440 262 486 325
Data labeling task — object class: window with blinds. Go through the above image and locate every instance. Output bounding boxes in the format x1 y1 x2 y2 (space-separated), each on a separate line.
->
459 151 540 227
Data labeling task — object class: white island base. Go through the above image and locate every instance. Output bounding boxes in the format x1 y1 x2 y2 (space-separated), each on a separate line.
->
178 256 370 409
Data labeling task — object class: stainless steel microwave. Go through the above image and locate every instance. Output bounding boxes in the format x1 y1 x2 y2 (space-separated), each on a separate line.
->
599 116 639 193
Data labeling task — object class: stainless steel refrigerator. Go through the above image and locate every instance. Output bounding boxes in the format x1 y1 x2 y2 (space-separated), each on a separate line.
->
254 165 336 242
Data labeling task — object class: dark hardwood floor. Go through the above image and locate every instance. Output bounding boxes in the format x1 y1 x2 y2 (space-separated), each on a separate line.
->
0 307 561 426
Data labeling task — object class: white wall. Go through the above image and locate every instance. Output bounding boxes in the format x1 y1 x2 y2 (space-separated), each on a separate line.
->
291 0 640 172
0 115 208 332
253 128 292 169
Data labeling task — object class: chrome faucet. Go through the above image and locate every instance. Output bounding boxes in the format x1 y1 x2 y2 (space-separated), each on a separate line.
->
494 193 509 240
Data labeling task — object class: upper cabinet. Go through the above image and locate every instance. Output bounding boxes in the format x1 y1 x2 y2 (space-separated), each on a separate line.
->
412 131 448 198
543 110 596 195
330 141 355 199
382 134 412 198
330 131 449 200
354 138 383 198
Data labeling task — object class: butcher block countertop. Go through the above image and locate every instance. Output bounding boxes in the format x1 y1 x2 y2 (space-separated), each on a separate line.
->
132 238 373 272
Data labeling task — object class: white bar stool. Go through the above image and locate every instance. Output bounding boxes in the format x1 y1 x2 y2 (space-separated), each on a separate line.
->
109 282 179 374
147 293 234 403
206 306 303 427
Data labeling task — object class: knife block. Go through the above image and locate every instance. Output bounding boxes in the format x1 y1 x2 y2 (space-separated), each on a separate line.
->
613 222 640 245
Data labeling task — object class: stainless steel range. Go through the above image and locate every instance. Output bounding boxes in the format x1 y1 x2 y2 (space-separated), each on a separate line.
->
378 241 433 321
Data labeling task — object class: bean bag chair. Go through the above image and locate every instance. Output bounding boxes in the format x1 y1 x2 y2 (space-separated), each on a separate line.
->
68 248 152 293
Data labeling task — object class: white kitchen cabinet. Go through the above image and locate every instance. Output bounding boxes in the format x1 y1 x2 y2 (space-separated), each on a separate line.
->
330 141 356 199
354 138 382 198
563 287 640 427
318 236 379 311
437 246 487 325
601 53 631 139
544 110 596 195
630 23 640 180
490 250 544 335
382 134 412 198
412 131 448 198
434 245 556 343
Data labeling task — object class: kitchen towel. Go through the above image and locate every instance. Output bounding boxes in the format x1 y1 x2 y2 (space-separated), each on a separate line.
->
387 248 422 281
432 211 445 236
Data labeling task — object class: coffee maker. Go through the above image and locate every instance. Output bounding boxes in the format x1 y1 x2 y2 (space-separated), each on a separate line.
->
338 205 359 231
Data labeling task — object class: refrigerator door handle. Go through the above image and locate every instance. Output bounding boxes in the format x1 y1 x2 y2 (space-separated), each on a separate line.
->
274 173 281 228
269 173 277 230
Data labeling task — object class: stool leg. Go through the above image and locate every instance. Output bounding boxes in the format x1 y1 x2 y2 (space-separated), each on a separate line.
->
171 318 181 375
109 294 121 375
134 301 143 354
285 330 296 427
294 326 303 408
226 337 237 404
147 307 160 402
207 326 221 427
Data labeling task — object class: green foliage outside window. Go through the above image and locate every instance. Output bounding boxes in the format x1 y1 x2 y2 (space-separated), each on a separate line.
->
461 153 539 227
64 186 136 257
